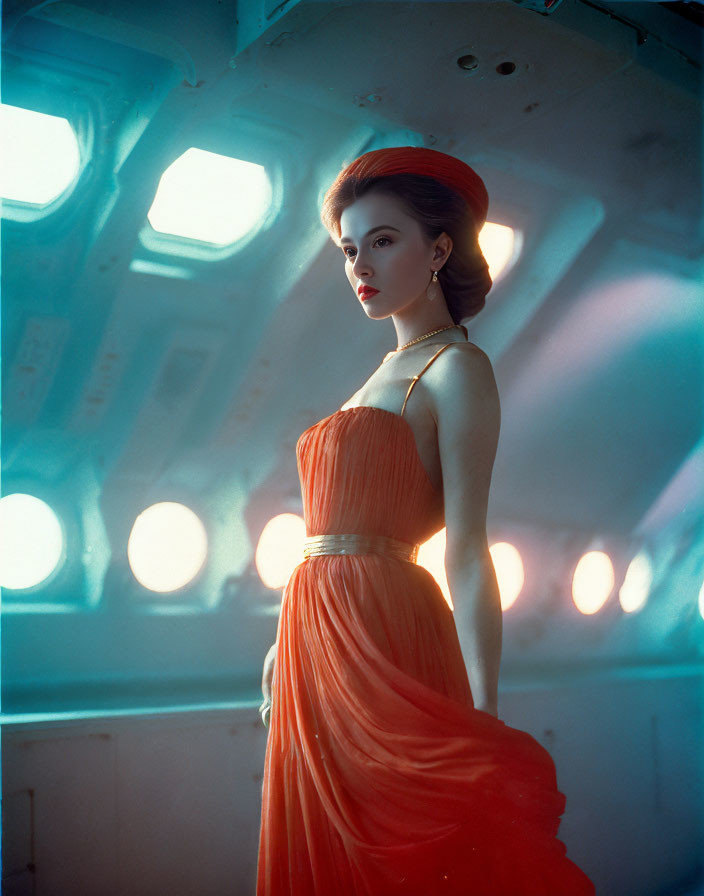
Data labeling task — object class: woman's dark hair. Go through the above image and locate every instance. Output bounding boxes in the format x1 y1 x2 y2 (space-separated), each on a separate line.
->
320 172 492 322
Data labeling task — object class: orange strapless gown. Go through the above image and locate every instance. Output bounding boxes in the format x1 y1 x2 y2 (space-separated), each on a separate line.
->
256 404 595 895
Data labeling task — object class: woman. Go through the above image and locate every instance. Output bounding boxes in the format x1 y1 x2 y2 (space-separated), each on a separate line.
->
256 147 595 895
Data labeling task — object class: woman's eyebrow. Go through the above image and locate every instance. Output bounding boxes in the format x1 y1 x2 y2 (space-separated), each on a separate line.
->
339 225 401 244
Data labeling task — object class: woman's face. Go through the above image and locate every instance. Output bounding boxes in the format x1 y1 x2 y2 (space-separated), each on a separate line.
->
338 191 449 318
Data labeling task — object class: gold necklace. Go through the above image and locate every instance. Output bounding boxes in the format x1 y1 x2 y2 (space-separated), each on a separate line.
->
382 324 462 364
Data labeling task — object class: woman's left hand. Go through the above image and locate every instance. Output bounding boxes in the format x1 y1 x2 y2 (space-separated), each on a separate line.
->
259 699 272 728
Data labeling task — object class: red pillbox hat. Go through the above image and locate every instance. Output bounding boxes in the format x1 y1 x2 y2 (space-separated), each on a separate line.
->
331 146 489 229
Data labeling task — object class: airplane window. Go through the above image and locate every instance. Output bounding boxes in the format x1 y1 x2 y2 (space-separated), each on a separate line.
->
489 541 525 611
478 221 522 284
619 550 653 613
0 103 80 208
146 147 273 247
127 501 208 594
0 493 64 590
419 530 523 611
255 513 306 590
417 529 451 605
572 549 614 615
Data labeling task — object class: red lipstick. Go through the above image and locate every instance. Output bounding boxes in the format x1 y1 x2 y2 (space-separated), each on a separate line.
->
358 286 379 301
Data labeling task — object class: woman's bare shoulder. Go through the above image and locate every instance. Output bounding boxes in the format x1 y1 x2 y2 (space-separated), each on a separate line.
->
429 342 501 542
426 341 499 420
428 342 498 402
426 339 493 374
440 340 491 362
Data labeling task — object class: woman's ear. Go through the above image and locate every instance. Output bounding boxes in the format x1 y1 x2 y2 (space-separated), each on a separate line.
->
435 232 453 266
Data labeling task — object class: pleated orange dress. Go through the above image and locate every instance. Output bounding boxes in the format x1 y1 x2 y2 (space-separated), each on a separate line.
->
256 345 595 896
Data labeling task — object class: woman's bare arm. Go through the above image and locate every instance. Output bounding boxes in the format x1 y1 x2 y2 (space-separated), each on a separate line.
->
432 344 502 716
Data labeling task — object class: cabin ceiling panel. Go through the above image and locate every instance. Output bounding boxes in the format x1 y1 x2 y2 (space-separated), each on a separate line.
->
235 1 700 245
492 245 702 531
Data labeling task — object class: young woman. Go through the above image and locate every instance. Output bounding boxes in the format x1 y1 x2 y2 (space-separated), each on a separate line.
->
256 146 595 895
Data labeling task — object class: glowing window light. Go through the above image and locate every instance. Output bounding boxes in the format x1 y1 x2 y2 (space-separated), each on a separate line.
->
699 578 704 622
0 104 80 205
417 530 513 612
572 550 614 615
255 513 306 590
619 551 653 613
127 502 208 593
418 529 451 606
147 148 272 245
478 222 520 284
0 493 64 590
489 541 524 610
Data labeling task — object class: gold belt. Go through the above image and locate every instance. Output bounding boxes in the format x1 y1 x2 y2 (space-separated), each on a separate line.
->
303 534 419 564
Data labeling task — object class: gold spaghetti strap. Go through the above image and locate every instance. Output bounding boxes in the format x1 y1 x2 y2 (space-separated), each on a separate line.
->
400 343 457 417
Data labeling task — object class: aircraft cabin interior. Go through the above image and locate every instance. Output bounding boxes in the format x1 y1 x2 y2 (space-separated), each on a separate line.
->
1 0 702 894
